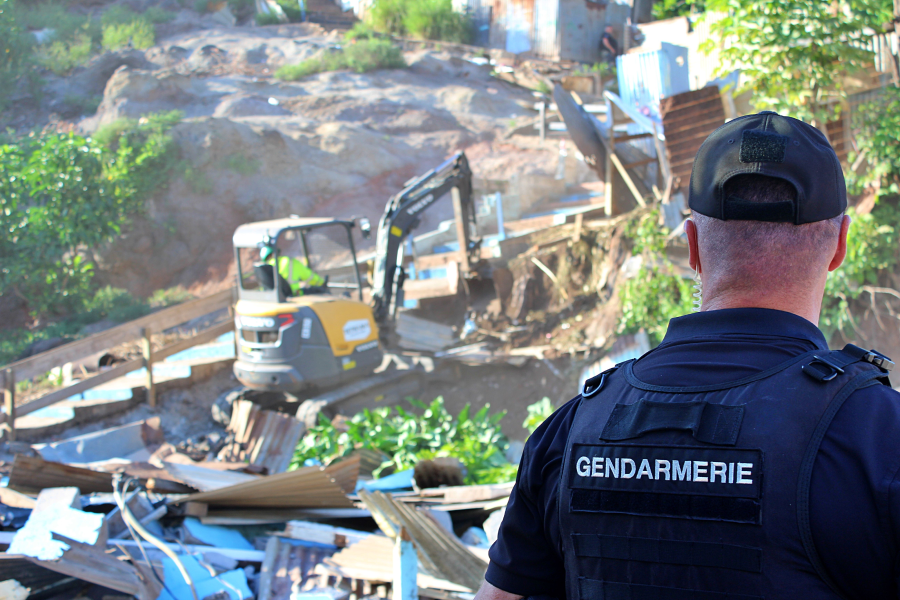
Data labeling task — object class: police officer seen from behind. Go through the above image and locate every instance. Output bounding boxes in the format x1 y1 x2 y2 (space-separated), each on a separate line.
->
474 111 900 600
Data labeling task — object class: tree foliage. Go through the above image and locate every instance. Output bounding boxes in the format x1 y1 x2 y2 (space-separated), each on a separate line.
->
849 85 900 196
703 0 893 125
367 0 472 43
0 112 182 319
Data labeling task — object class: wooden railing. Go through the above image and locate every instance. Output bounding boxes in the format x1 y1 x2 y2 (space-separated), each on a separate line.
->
0 288 236 439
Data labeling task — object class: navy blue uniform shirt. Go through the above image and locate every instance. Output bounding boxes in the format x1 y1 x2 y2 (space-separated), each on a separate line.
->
486 308 900 600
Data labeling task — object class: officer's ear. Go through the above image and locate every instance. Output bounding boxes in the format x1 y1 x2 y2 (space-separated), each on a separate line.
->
827 214 851 272
685 218 701 274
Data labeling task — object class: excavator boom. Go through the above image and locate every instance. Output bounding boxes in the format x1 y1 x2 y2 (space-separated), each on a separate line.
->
371 152 479 324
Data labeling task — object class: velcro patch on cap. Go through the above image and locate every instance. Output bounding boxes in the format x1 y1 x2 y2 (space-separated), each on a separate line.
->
740 130 788 163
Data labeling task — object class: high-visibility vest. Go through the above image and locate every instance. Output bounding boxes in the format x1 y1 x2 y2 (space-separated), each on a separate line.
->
266 256 324 295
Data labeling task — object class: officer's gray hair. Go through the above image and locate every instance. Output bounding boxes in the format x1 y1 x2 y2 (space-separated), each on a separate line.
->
692 174 843 290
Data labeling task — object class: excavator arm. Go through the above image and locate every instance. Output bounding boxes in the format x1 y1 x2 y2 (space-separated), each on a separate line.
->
370 151 479 325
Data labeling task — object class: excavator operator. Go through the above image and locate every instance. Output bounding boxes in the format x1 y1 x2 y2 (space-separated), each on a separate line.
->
260 245 327 296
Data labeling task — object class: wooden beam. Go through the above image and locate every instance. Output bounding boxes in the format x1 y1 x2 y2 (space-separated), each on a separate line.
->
16 357 143 418
609 131 653 144
0 288 234 385
8 455 114 494
393 528 418 600
620 156 657 170
609 152 648 208
3 368 15 442
141 328 155 409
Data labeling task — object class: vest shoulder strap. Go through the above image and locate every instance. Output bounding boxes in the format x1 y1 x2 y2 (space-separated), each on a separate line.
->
801 343 894 384
797 367 891 599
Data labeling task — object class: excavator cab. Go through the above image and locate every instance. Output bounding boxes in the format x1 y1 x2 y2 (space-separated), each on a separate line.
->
231 217 383 392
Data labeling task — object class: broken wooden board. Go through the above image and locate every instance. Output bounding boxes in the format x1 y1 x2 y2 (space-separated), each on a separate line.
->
358 491 487 591
164 461 259 492
7 455 113 495
177 462 355 508
418 482 514 504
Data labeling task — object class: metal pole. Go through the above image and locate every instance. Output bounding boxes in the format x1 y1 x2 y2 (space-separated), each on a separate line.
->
142 328 156 408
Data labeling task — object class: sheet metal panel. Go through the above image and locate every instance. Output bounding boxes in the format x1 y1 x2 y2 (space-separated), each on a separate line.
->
532 0 560 58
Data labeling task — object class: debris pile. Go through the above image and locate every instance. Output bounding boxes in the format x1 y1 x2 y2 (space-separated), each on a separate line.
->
0 407 513 600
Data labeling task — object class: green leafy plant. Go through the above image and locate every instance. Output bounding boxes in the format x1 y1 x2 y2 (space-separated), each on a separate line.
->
37 31 93 74
617 209 693 346
702 0 893 126
275 38 406 80
291 397 552 484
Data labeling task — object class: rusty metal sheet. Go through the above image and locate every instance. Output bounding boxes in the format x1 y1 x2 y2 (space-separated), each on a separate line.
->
660 87 725 187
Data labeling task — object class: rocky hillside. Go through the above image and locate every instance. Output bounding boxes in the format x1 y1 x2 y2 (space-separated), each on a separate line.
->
10 17 576 298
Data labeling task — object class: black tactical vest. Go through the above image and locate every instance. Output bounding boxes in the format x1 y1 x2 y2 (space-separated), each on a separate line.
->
558 345 892 600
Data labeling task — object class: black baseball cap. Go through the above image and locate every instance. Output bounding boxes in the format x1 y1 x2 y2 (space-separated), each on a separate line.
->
688 111 846 224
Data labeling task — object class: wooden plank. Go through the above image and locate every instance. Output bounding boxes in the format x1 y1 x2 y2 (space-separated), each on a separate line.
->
3 368 15 442
0 487 36 509
16 357 143 418
8 455 114 494
257 536 280 600
282 521 370 547
141 328 155 409
164 462 258 492
609 131 653 144
620 156 657 170
609 152 648 208
660 86 721 115
0 288 234 385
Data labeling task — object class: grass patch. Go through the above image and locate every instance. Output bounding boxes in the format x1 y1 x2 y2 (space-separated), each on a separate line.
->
275 38 406 81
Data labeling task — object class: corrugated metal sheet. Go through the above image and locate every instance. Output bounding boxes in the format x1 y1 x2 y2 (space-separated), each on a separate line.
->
660 86 725 186
617 50 668 120
556 0 627 63
504 0 534 53
532 0 559 58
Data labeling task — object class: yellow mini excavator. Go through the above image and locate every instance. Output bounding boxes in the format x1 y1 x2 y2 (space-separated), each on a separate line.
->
231 152 480 393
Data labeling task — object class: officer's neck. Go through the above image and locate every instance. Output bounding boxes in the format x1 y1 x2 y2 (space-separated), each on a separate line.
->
699 285 825 326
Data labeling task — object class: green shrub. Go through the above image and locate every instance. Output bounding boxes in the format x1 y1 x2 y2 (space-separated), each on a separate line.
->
367 0 471 43
617 209 693 346
275 39 405 80
36 31 93 75
102 19 155 50
402 0 470 43
345 21 378 40
0 0 34 108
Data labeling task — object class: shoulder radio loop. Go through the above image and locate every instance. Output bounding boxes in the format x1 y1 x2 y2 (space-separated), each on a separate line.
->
581 362 628 399
802 344 894 385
